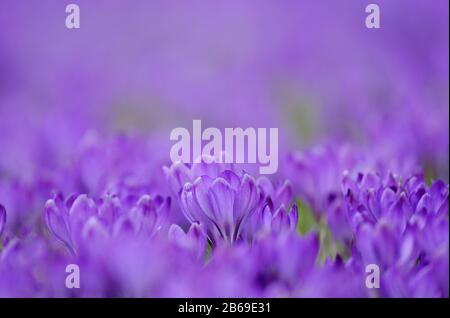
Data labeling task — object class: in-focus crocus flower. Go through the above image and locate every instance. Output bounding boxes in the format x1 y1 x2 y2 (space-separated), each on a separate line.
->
167 159 298 244
180 169 259 245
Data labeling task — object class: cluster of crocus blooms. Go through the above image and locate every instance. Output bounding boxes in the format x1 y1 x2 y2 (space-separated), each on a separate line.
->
343 173 448 297
0 141 448 297
0 0 448 299
165 159 298 246
286 145 449 297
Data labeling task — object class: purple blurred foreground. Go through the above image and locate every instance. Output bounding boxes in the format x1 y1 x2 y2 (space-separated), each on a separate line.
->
0 0 448 297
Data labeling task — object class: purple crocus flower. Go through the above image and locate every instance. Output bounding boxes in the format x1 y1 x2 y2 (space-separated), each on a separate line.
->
242 178 298 242
0 233 70 297
44 192 171 254
166 159 298 245
297 256 368 298
180 169 259 245
0 0 448 298
194 231 320 297
168 223 208 261
247 232 319 296
286 143 423 245
343 172 449 297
